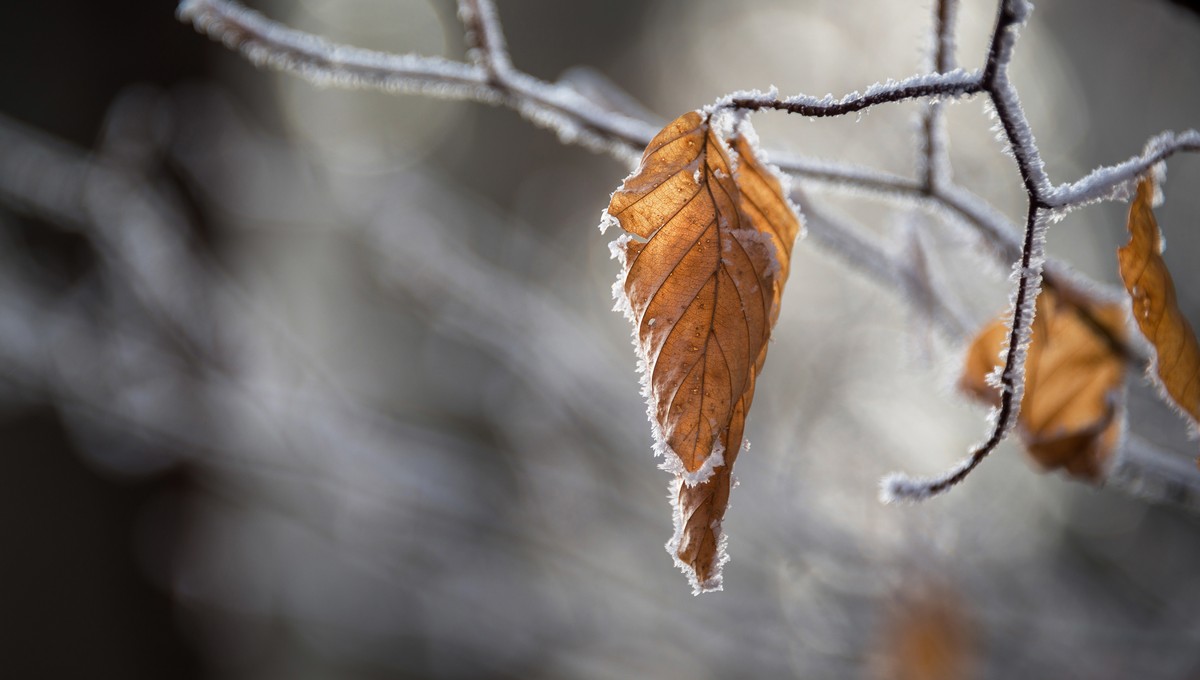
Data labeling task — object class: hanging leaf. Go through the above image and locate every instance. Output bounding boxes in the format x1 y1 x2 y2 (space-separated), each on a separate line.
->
606 111 801 592
1118 177 1200 430
960 289 1127 481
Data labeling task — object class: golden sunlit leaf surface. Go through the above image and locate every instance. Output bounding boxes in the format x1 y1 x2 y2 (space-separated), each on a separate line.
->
960 289 1127 481
607 111 801 592
1118 178 1200 429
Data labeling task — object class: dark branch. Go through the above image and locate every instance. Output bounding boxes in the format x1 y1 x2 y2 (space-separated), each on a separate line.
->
885 202 1044 501
726 75 982 117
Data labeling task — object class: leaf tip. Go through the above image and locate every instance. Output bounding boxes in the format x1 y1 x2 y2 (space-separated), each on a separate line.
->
665 475 733 595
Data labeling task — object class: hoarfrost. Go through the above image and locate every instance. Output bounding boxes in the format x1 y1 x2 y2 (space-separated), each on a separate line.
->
1048 130 1200 209
597 208 619 235
879 454 976 504
181 0 500 101
673 439 725 488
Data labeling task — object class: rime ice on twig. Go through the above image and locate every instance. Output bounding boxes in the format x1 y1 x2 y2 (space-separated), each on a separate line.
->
179 0 496 99
916 0 959 191
886 205 1050 500
1048 131 1200 209
456 0 512 76
179 0 1196 239
1110 435 1200 513
981 0 1052 200
719 69 982 118
175 0 1200 506
177 0 656 162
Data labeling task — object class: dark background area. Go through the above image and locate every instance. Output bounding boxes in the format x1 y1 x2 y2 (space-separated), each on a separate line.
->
0 2 206 676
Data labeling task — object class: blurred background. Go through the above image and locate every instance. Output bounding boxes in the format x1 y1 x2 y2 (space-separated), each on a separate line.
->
2 0 1200 677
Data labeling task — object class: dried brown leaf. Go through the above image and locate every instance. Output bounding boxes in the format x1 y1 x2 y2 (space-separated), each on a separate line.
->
606 111 801 592
1118 177 1200 430
960 289 1127 481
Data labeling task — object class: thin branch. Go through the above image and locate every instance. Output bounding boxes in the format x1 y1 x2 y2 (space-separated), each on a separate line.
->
884 203 1048 500
719 70 982 117
776 155 1127 324
174 0 1200 505
931 0 959 75
178 0 493 98
1109 435 1200 513
1048 130 1200 209
178 0 1196 233
917 0 958 191
178 0 656 160
981 0 1052 201
777 156 1025 264
457 0 512 77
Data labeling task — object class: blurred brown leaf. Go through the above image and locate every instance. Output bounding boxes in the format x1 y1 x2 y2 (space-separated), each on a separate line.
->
960 289 1127 480
607 111 800 590
874 582 975 680
1118 177 1200 430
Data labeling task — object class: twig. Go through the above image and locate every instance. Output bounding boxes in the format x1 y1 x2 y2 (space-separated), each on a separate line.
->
718 70 982 117
885 0 1051 499
170 0 1200 504
177 0 655 160
884 203 1048 500
457 0 512 78
917 0 958 191
1047 131 1200 209
980 0 1052 202
176 0 1193 296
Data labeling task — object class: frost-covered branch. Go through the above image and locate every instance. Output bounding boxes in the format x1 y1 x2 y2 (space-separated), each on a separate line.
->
776 155 1123 324
456 0 512 77
917 0 958 191
177 0 655 160
884 0 1051 499
1047 130 1200 208
883 0 1173 498
172 0 1200 506
719 70 982 118
885 203 1049 501
980 0 1052 201
178 0 1191 289
178 0 492 98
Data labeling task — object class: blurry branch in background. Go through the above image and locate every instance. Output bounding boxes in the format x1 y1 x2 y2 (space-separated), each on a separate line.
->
0 87 718 620
918 0 957 194
173 0 1200 509
0 88 632 480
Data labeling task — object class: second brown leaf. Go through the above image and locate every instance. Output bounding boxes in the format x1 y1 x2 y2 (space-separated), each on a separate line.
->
960 289 1128 481
1118 177 1200 431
